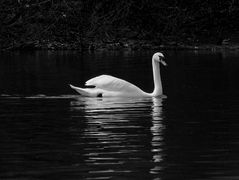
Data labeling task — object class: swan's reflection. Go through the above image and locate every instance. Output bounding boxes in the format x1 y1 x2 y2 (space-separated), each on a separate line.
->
150 97 164 175
70 97 165 178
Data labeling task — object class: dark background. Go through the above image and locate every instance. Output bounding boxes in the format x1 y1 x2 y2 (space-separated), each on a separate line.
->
1 0 239 50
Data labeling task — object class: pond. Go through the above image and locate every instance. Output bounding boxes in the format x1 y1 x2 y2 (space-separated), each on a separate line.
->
0 50 239 180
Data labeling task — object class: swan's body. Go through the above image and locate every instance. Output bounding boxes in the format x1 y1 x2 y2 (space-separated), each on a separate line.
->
70 52 167 97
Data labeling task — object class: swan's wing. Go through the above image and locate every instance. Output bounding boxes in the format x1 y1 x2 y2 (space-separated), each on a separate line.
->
85 75 144 93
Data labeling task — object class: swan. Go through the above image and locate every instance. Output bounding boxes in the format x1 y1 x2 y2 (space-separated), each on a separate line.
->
69 52 167 97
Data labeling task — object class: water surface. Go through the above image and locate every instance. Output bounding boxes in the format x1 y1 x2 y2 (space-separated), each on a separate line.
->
0 50 239 179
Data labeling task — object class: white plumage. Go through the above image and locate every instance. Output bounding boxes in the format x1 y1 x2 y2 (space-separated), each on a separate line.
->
70 52 167 97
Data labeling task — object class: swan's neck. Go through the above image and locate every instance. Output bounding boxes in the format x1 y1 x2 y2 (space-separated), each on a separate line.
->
152 59 163 96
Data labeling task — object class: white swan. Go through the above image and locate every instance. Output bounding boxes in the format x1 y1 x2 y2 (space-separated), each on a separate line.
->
69 52 167 97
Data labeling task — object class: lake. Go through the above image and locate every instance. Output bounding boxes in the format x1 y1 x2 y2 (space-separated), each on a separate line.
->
0 50 239 180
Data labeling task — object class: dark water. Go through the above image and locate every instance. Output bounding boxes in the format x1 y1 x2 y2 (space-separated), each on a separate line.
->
0 50 239 180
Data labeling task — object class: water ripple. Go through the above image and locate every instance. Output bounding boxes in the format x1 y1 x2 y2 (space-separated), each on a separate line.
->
1 93 239 179
68 97 165 179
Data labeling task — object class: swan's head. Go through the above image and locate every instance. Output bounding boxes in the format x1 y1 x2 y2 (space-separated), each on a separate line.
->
153 52 167 66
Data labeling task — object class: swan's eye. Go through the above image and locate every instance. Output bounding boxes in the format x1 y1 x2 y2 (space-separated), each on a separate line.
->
158 56 164 61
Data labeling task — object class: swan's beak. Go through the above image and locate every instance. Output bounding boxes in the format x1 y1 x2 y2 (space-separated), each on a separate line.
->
160 58 167 66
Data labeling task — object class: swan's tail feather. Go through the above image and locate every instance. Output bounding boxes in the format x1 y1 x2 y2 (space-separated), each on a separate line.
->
69 84 101 97
69 84 92 96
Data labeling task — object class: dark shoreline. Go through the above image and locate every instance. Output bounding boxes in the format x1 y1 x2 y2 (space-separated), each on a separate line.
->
2 39 239 52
